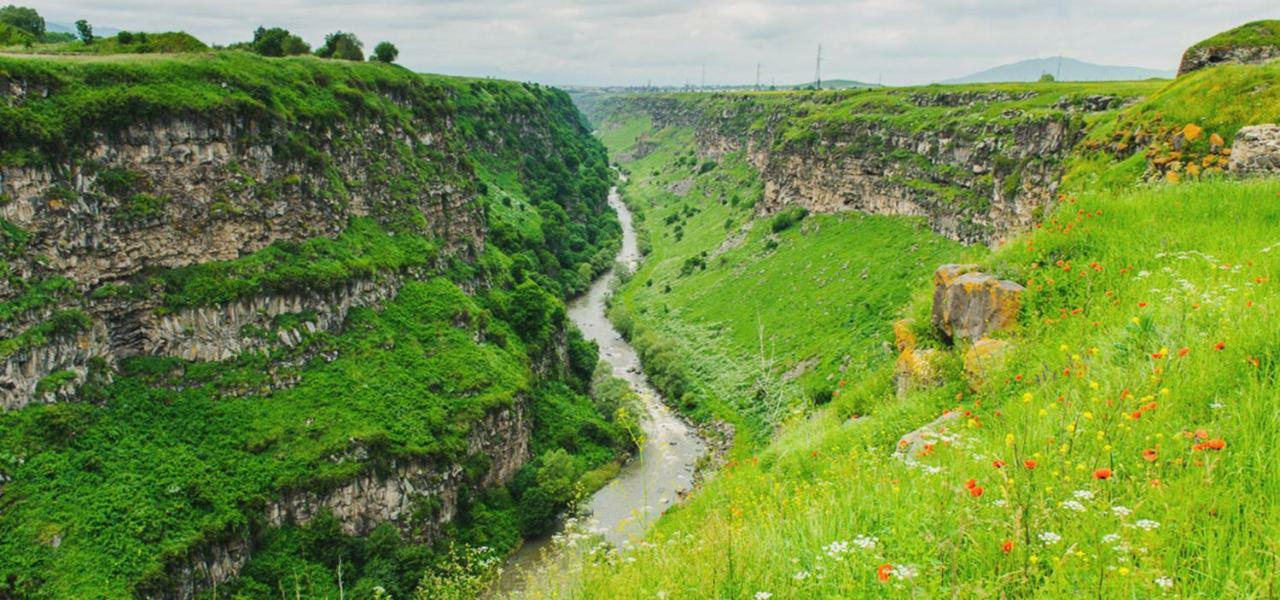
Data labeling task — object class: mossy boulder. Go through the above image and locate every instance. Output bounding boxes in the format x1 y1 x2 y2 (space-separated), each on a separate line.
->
931 264 1024 344
1178 20 1280 76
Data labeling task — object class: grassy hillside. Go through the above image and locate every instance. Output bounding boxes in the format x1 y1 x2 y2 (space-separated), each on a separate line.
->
0 51 628 598
601 120 976 433
532 59 1280 597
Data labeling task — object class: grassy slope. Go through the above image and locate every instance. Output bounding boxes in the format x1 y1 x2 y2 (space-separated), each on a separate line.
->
0 52 625 599
603 121 975 432
536 64 1280 598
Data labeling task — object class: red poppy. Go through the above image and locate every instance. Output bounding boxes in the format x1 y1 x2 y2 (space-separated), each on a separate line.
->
1214 341 1226 351
1093 468 1112 480
1024 459 1037 470
993 459 1006 469
1001 540 1014 553
1142 448 1158 462
965 479 977 490
970 485 985 498
1178 347 1190 357
877 563 893 582
1130 410 1143 420
1208 438 1226 450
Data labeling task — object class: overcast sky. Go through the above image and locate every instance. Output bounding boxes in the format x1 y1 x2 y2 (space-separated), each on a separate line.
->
30 1 1279 86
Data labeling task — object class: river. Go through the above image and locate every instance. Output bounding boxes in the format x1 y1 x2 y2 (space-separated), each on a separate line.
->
487 181 708 596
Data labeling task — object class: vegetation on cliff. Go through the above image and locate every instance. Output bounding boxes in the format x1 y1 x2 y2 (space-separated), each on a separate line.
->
529 52 1280 597
0 49 627 598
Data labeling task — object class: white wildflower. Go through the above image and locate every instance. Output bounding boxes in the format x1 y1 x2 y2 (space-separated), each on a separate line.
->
891 564 919 579
1061 500 1086 512
754 593 772 600
793 570 811 581
1039 531 1062 545
1073 490 1095 500
1135 519 1161 531
824 540 850 559
1155 576 1173 589
853 535 878 550
1111 505 1132 517
1102 533 1121 544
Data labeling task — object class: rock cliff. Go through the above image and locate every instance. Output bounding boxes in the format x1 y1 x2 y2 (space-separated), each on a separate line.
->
600 89 1128 244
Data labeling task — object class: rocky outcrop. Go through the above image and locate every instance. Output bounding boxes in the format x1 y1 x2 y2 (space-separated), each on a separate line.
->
0 320 111 411
1228 124 1280 175
892 319 943 398
931 264 1024 344
150 400 531 599
1179 42 1280 76
138 275 402 361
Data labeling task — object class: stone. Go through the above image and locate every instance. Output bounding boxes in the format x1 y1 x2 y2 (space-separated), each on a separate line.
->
1229 124 1280 175
931 265 1024 343
964 338 1012 390
893 410 961 460
894 347 942 398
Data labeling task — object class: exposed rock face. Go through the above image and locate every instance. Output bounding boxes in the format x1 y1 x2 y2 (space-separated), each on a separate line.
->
1179 44 1280 76
611 92 1094 244
150 400 531 599
0 101 480 411
1228 124 1280 175
932 264 1024 343
0 321 111 411
140 275 403 361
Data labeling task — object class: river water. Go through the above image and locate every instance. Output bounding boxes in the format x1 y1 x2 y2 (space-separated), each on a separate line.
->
488 182 707 596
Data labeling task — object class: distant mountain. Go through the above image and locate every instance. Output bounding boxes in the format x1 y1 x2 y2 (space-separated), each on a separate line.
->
47 22 123 36
942 57 1173 84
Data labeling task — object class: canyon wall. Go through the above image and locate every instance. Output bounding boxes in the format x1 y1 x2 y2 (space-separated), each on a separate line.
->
599 90 1131 244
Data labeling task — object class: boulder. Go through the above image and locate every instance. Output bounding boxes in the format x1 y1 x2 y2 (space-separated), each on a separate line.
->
894 347 942 398
1229 124 1280 175
932 265 1024 343
964 338 1012 390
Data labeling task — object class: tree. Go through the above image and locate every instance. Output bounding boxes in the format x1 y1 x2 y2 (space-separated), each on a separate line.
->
1038 73 1056 83
0 5 43 37
372 41 398 63
116 30 133 44
315 31 363 61
251 26 310 57
74 19 92 44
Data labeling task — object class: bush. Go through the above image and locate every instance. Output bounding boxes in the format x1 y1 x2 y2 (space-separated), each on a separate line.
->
316 31 363 61
372 41 399 63
0 5 43 37
250 26 310 57
769 206 809 233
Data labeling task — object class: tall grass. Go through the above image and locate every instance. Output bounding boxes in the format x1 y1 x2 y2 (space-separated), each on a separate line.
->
531 172 1280 597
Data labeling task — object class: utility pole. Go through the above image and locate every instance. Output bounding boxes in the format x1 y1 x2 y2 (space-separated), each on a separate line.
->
756 62 761 91
700 63 705 91
814 43 823 90
1056 55 1063 81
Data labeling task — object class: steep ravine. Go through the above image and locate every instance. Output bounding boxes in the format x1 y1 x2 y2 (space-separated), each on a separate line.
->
0 54 622 599
490 182 707 597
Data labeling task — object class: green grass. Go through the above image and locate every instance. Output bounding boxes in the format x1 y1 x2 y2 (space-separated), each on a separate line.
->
1186 20 1280 53
536 175 1280 600
530 58 1280 598
602 115 976 435
0 50 626 597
